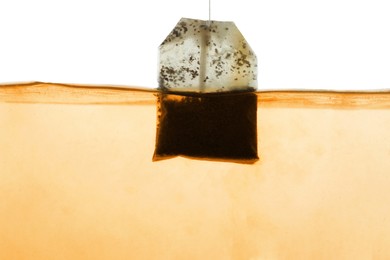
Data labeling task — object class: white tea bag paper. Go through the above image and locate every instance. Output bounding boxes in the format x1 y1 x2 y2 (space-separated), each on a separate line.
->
158 18 257 93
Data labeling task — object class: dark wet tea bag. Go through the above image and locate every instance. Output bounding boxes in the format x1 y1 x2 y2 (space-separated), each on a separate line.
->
154 18 258 163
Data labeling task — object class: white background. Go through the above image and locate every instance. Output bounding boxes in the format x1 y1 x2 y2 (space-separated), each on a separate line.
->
0 0 389 90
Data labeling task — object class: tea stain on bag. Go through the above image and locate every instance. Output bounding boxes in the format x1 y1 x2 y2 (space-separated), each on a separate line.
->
153 92 258 163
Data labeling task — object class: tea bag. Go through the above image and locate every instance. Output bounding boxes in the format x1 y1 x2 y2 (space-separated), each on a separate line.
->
158 18 257 93
154 18 258 163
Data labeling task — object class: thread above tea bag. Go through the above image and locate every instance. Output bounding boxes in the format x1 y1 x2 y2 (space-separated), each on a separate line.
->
158 18 257 93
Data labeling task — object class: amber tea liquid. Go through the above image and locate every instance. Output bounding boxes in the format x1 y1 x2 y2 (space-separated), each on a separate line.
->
1 83 390 259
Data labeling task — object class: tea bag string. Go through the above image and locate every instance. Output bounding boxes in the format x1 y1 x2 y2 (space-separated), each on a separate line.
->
208 0 211 26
